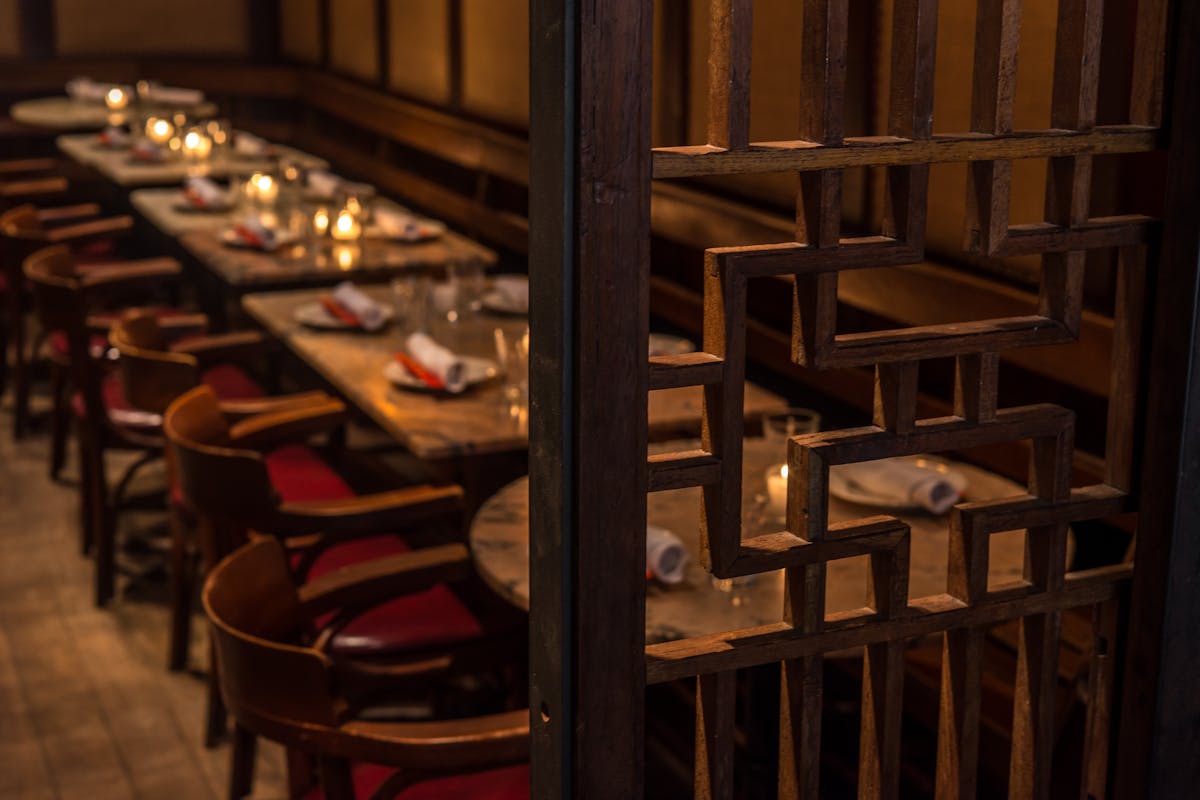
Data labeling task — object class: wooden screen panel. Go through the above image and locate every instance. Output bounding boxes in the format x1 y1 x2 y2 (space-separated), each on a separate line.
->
0 0 18 57
53 0 248 56
387 0 451 104
328 0 379 81
280 0 322 64
645 0 1159 796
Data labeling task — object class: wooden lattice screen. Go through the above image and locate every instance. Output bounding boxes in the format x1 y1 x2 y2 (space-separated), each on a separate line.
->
638 1 1169 797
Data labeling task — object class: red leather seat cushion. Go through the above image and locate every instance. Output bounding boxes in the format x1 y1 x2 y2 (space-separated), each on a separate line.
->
49 306 193 360
199 363 263 400
73 239 118 266
265 444 356 503
304 763 529 800
71 373 161 429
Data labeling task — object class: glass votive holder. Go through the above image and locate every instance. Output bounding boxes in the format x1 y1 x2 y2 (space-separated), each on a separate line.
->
447 262 486 315
764 407 822 445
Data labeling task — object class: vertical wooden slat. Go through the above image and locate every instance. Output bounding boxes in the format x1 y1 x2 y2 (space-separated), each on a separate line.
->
1008 611 1063 800
953 353 1000 424
695 671 737 800
1129 0 1170 127
374 0 390 87
18 0 54 58
1080 598 1120 800
702 257 746 574
873 361 919 435
798 0 849 249
707 0 752 149
779 564 826 800
447 0 464 109
859 641 905 800
528 0 652 797
885 0 938 245
936 628 983 800
248 0 280 63
1104 246 1148 491
657 0 692 146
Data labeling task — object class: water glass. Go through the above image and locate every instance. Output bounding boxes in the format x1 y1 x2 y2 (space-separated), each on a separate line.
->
392 274 432 334
448 262 486 315
494 326 530 427
764 407 822 444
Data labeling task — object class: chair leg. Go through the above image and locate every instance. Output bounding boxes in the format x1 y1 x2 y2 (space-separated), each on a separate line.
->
205 638 228 748
10 302 28 440
0 308 9 401
77 422 97 556
228 723 257 800
318 757 356 800
167 504 194 671
49 364 70 480
90 442 116 607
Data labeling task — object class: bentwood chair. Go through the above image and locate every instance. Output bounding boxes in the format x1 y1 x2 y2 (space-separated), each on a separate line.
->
2 202 135 441
166 386 510 746
22 245 205 605
205 537 530 799
110 309 329 672
0 158 68 212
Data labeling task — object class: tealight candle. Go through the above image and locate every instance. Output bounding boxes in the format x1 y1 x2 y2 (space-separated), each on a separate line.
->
765 463 788 516
311 207 330 237
145 116 174 145
182 127 213 161
333 244 357 270
246 172 278 206
331 208 361 241
105 87 129 111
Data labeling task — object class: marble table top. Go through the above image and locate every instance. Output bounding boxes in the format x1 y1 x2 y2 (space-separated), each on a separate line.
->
57 133 328 187
182 225 496 290
470 438 1036 644
12 96 218 130
242 286 786 460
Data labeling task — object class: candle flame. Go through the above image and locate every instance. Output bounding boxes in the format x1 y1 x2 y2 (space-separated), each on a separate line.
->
781 465 788 479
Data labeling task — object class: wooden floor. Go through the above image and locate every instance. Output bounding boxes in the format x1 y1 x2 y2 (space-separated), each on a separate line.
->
0 400 288 800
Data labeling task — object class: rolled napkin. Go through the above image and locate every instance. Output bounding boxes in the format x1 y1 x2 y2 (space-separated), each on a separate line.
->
331 282 387 331
307 170 343 198
98 126 131 148
833 458 964 515
405 332 467 393
146 85 205 106
233 131 269 157
183 176 227 208
66 77 112 102
130 139 166 162
491 275 529 312
231 217 278 250
646 525 689 584
372 205 421 239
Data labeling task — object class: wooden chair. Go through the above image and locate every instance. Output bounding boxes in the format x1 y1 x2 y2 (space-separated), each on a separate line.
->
22 244 196 605
109 309 330 672
2 202 134 443
0 158 68 213
205 537 530 799
165 385 511 747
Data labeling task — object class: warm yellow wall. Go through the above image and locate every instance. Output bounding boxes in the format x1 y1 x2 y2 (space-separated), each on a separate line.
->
281 0 322 64
54 0 248 56
461 0 528 126
0 0 19 58
329 0 378 80
388 0 450 104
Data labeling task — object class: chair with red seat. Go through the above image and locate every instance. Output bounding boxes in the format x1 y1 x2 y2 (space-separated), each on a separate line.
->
2 201 135 442
205 536 529 800
164 385 513 747
110 309 334 672
22 244 196 606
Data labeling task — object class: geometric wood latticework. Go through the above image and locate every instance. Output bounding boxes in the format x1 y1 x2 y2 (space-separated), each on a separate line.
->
644 1 1165 797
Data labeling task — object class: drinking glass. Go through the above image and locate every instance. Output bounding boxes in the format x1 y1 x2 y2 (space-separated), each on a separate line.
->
764 407 822 444
392 274 433 334
494 326 530 429
448 262 486 315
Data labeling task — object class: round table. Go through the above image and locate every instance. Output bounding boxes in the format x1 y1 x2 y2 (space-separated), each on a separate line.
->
469 438 1044 644
11 96 219 131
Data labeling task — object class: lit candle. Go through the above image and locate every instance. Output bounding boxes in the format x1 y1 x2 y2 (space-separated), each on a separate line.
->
145 116 174 145
333 244 357 270
246 172 278 206
105 87 129 111
182 127 213 161
311 207 330 237
331 208 361 241
765 463 788 516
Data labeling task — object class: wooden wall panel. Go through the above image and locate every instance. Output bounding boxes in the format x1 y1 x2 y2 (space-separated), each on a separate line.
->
328 0 378 81
461 0 528 126
387 0 450 104
53 0 249 56
0 0 19 58
280 0 322 64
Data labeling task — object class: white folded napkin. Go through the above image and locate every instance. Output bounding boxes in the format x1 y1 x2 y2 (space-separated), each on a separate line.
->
331 282 387 331
307 170 343 198
835 458 963 514
146 85 205 106
98 126 131 147
372 205 420 237
491 275 529 311
130 140 165 162
183 177 227 208
405 333 467 393
232 217 278 250
66 77 113 102
233 132 269 157
646 525 689 584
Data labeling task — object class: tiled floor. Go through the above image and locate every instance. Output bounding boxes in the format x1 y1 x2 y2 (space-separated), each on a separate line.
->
0 400 288 799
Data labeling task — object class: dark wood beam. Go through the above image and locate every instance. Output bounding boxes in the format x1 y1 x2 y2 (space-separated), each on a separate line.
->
247 0 280 63
18 0 55 59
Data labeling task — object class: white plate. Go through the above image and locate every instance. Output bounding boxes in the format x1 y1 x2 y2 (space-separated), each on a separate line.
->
364 220 446 243
220 228 297 251
481 290 528 315
648 333 696 357
294 301 394 330
828 456 969 511
384 356 499 393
